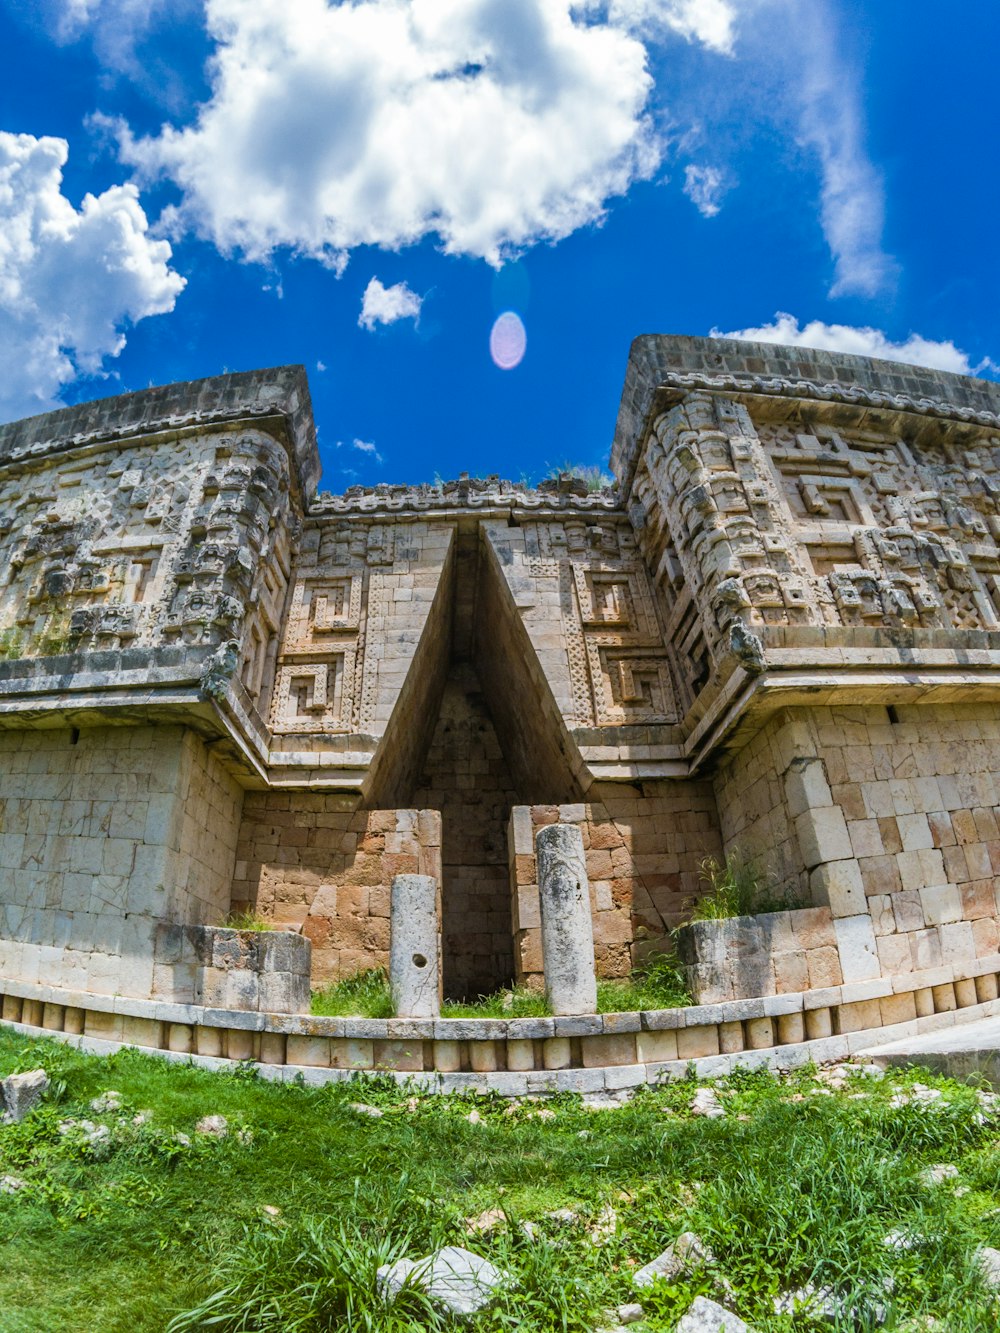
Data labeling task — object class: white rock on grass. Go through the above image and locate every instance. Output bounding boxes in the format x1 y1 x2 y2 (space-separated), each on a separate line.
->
1 1070 49 1123
920 1163 958 1186
349 1102 384 1119
0 1174 27 1193
377 1246 507 1316
977 1246 1000 1289
773 1285 839 1319
196 1115 229 1138
634 1232 713 1289
616 1302 645 1324
690 1088 725 1119
676 1296 751 1332
90 1091 123 1114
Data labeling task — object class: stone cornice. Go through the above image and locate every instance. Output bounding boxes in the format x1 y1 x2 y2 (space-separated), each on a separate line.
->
0 365 320 499
612 334 1000 499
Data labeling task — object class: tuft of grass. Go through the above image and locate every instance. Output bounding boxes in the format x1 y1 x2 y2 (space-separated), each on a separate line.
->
596 949 690 1012
222 909 274 932
441 987 551 1019
687 853 804 921
543 461 614 492
311 968 395 1018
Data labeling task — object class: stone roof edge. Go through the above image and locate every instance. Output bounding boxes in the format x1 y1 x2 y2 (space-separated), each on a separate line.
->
611 333 1000 495
0 365 321 500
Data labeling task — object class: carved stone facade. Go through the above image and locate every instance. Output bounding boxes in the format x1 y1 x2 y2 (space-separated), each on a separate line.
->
1 342 1000 1045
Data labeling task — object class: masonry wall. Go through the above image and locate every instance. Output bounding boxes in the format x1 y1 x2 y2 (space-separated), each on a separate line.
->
713 702 1000 993
510 782 723 987
412 664 518 998
232 799 441 986
0 724 242 999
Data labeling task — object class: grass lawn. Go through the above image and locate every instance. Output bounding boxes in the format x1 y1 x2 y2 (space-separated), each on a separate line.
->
2 1028 1000 1331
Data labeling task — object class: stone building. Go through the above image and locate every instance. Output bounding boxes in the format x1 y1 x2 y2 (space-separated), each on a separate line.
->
2 334 1000 1085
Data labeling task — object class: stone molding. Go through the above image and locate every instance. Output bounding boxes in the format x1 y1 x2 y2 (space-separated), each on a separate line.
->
2 958 998 1090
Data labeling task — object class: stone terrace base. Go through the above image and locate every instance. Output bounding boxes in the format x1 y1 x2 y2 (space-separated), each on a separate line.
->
3 954 1000 1094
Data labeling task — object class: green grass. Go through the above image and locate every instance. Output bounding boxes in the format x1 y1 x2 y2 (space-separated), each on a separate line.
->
596 950 690 1012
2 1030 1000 1331
312 958 689 1020
688 853 805 921
311 968 395 1018
222 910 274 932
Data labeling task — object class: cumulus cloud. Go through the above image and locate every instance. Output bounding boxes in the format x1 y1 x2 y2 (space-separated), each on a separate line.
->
116 0 663 269
0 131 184 423
358 277 423 331
712 313 987 376
605 0 737 53
683 163 726 216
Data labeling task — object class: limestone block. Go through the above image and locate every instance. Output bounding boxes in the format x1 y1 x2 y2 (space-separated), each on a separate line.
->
954 978 978 1008
676 1024 720 1060
809 859 866 918
469 1042 499 1073
506 1039 535 1071
776 1012 805 1045
931 983 957 1013
975 973 999 1002
168 1023 193 1054
833 915 880 983
535 824 597 1016
784 757 832 819
227 1029 255 1061
795 807 853 869
804 1007 832 1040
196 1026 225 1057
745 1016 775 1050
1 1070 49 1122
636 1029 679 1063
433 1040 462 1072
581 1034 637 1067
914 987 935 1017
879 992 917 1026
259 1032 286 1065
542 1036 572 1069
718 1020 744 1054
389 874 440 1018
919 884 962 926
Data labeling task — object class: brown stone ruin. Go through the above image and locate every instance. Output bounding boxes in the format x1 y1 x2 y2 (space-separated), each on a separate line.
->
4 338 1000 1084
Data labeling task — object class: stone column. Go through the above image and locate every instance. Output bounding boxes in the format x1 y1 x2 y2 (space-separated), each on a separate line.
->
536 824 597 1015
389 874 441 1018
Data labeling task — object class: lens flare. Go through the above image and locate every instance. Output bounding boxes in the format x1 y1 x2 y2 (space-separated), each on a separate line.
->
489 311 526 370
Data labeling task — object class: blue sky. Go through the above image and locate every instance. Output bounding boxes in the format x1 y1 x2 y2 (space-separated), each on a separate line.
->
0 0 997 492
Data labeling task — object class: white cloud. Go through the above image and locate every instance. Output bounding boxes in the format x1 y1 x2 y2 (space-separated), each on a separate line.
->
606 0 737 53
782 3 892 297
712 313 985 376
358 277 423 331
0 131 184 423
337 437 384 465
683 163 726 216
36 0 204 108
116 0 663 269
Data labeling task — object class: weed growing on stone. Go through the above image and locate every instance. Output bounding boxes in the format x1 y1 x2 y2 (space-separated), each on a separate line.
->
689 854 804 921
222 910 275 932
4 1031 1000 1330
